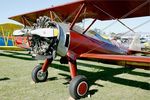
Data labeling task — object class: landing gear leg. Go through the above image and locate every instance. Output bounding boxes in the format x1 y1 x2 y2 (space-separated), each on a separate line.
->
32 58 53 83
67 52 89 99
68 56 77 79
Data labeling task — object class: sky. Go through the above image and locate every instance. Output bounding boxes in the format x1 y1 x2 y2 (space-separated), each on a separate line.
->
0 0 73 23
0 0 150 33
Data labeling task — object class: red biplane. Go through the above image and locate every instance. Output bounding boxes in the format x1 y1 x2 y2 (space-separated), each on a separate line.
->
9 0 150 99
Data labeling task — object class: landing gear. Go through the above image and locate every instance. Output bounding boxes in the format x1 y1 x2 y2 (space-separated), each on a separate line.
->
32 64 48 82
32 58 53 83
67 52 89 99
69 75 89 99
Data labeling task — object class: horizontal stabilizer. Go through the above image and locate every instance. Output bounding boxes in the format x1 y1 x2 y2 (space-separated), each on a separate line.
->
129 34 141 51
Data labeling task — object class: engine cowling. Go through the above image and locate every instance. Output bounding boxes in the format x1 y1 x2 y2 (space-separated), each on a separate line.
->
13 16 70 60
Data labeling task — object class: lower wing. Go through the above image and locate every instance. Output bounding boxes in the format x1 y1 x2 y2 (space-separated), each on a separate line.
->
79 53 150 63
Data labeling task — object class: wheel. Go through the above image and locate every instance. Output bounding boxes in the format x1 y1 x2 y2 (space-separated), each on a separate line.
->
32 64 48 83
69 75 89 99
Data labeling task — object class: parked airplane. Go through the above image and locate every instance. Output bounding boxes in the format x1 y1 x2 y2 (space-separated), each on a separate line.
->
0 35 28 51
0 24 29 51
9 0 150 99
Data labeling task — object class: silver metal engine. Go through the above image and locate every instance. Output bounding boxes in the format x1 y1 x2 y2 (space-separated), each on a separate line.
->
30 16 59 59
13 16 69 59
30 35 58 57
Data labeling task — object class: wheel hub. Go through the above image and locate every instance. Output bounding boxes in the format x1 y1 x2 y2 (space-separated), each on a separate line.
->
37 70 47 81
77 81 88 96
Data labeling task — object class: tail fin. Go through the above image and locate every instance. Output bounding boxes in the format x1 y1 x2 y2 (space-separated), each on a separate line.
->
129 34 141 51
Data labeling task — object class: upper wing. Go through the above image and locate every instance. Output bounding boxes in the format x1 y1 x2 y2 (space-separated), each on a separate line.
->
9 0 150 25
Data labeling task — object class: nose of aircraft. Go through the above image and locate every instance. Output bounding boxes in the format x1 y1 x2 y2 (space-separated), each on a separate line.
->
30 28 58 38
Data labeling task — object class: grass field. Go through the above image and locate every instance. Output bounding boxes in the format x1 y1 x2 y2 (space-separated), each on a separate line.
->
0 50 149 100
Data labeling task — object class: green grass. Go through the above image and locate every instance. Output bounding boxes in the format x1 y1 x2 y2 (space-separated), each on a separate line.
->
0 50 150 100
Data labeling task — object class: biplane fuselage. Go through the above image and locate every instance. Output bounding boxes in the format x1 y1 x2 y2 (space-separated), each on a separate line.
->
68 31 149 69
69 31 127 56
9 0 150 99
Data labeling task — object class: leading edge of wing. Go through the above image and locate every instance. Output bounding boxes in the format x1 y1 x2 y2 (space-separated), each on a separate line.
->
8 0 83 24
79 53 150 63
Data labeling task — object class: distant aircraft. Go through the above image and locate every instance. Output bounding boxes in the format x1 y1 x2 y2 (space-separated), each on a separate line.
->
0 24 29 51
0 34 28 51
9 0 150 99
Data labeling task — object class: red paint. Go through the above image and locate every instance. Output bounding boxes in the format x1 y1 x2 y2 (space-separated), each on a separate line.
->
9 0 150 71
14 36 30 49
80 53 150 63
69 31 119 56
9 0 149 24
68 61 77 79
70 3 85 30
77 81 88 96
67 51 77 78
68 31 150 69
42 59 53 72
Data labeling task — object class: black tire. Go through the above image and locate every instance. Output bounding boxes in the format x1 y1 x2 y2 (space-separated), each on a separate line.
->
69 75 89 99
32 64 48 83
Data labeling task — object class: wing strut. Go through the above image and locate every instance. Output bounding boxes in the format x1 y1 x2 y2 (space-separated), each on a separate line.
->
49 11 54 21
22 16 32 27
63 5 81 22
117 19 150 36
93 4 136 33
101 0 149 32
70 3 85 30
82 18 97 34
52 11 63 22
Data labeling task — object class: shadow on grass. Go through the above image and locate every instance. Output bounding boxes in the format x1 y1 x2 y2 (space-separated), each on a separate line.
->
47 77 58 81
55 58 150 78
128 71 150 77
0 52 34 61
4 51 31 56
0 77 10 81
89 89 98 96
58 73 71 85
50 61 150 91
